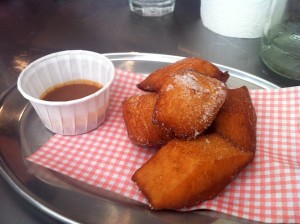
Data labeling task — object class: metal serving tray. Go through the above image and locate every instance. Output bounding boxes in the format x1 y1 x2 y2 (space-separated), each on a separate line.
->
0 53 278 224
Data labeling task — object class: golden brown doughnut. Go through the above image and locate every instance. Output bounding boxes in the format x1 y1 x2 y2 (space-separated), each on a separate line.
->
153 70 227 139
137 57 229 92
122 93 172 147
212 86 257 153
132 133 254 210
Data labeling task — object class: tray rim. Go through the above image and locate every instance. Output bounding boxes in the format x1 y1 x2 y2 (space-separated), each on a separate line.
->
104 52 279 89
0 52 279 224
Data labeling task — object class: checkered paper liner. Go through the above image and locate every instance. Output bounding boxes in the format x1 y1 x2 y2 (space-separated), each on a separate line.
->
27 69 300 223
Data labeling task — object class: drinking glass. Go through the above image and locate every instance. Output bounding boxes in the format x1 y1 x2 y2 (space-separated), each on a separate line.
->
260 0 300 80
129 0 175 17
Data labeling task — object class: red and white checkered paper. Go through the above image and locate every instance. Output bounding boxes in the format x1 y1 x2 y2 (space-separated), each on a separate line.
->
28 69 300 223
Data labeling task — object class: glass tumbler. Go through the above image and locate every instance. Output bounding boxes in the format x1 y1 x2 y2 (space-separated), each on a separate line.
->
260 0 300 80
129 0 175 17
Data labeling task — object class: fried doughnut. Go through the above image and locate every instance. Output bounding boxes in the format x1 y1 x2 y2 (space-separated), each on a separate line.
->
213 86 257 153
137 57 229 92
153 70 227 139
132 133 254 210
122 93 172 147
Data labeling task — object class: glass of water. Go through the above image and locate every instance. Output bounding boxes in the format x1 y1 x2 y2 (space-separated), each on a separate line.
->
260 0 300 80
129 0 175 17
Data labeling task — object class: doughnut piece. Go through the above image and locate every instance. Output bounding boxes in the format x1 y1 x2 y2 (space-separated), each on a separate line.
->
137 57 229 92
132 133 254 210
213 86 257 153
122 93 172 147
153 70 227 139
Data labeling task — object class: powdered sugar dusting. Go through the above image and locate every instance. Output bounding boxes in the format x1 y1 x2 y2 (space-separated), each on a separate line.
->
185 73 227 136
173 73 211 99
166 84 174 92
198 82 227 126
157 71 228 139
174 73 201 92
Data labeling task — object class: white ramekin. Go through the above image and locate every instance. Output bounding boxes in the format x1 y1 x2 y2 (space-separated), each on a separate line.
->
17 50 115 135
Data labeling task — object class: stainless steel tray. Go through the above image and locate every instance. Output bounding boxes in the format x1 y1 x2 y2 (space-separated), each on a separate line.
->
0 53 278 224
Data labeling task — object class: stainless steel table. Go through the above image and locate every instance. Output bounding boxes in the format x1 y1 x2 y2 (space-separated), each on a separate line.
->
1 0 299 223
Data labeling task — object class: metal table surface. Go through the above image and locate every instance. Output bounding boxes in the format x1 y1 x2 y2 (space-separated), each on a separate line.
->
1 0 299 224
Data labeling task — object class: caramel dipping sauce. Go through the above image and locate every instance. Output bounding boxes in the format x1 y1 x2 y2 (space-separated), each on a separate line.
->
40 79 103 101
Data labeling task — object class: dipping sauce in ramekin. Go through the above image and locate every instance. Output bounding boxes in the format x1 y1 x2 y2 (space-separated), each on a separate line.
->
17 50 115 135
